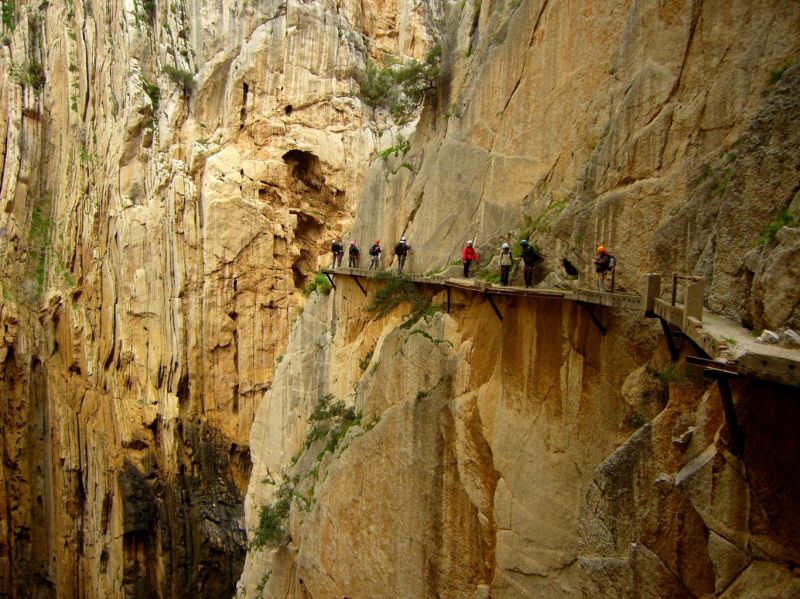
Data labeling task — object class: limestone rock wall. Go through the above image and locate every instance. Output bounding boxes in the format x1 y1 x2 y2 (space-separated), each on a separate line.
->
0 0 440 596
242 276 800 597
240 1 800 597
351 0 800 329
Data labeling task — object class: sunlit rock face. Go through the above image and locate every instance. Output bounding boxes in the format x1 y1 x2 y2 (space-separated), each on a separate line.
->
0 0 440 596
239 1 800 597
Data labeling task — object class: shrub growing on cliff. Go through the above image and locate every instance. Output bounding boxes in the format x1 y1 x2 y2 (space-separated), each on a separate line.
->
304 272 332 296
10 61 45 93
759 210 797 247
367 272 431 326
357 43 442 124
251 477 295 549
162 64 195 91
1 1 14 30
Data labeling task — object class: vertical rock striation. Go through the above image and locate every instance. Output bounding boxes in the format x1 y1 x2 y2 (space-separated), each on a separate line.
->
0 0 440 596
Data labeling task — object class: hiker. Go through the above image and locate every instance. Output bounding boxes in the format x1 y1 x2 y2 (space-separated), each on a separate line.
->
368 240 382 270
462 240 479 277
348 240 360 268
593 245 615 291
330 239 344 268
520 239 541 288
394 236 410 273
499 243 513 286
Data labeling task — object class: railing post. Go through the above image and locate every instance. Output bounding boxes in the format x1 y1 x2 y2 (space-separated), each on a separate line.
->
644 273 661 315
683 278 704 328
671 273 678 306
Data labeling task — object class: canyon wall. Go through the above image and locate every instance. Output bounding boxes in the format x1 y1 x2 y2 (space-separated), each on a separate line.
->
0 0 440 596
241 0 800 597
0 0 798 597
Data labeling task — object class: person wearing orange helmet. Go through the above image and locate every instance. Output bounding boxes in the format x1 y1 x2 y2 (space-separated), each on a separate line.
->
368 240 382 270
593 245 614 291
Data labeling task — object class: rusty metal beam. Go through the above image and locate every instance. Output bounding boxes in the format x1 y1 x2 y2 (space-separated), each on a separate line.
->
324 273 336 290
484 293 503 322
660 318 679 362
579 302 606 336
353 276 368 296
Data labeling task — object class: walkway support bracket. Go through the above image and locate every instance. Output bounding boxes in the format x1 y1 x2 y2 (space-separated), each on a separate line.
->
686 356 744 457
579 302 606 336
354 277 368 297
660 318 680 362
447 287 451 314
484 293 503 322
324 273 336 290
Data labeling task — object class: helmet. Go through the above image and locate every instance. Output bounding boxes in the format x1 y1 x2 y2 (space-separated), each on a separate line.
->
520 239 528 245
597 245 608 254
375 240 380 244
502 243 509 249
467 240 473 245
350 240 356 246
400 236 406 242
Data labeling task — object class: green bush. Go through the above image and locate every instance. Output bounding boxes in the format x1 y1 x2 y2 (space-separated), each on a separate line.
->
143 79 160 111
162 64 195 91
251 476 295 549
379 136 411 161
304 272 332 296
759 210 797 247
2 1 15 30
368 272 429 319
10 61 45 93
357 43 441 124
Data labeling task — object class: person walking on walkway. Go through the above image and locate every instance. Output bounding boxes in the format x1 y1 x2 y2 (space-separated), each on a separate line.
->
394 237 410 273
462 240 479 277
593 245 615 291
368 240 382 270
348 240 360 268
520 239 541 288
499 243 513 285
330 239 343 268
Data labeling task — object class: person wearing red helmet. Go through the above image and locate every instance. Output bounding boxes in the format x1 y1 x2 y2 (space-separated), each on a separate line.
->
348 240 360 268
368 240 382 270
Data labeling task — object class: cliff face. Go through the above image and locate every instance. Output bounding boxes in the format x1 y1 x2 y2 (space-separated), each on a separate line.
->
240 0 800 597
242 279 800 598
0 0 439 596
1 0 799 597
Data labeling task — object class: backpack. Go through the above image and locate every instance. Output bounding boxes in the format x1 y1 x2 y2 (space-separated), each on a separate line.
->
395 242 408 256
350 246 360 256
369 244 380 256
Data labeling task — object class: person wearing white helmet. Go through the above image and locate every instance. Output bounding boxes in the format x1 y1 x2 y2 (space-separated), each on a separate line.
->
394 236 410 273
461 239 479 277
499 242 513 286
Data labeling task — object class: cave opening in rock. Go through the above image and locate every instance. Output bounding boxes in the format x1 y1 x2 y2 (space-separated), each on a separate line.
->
291 212 325 290
282 149 323 190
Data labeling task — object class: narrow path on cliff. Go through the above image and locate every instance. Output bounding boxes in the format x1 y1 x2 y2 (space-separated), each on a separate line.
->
320 267 800 389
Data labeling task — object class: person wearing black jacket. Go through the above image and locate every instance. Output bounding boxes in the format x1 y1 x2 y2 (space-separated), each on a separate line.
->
394 237 410 273
520 239 541 288
368 240 382 270
330 239 343 268
348 240 360 268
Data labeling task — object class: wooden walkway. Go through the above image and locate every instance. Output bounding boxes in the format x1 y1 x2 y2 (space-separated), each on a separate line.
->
321 268 800 388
